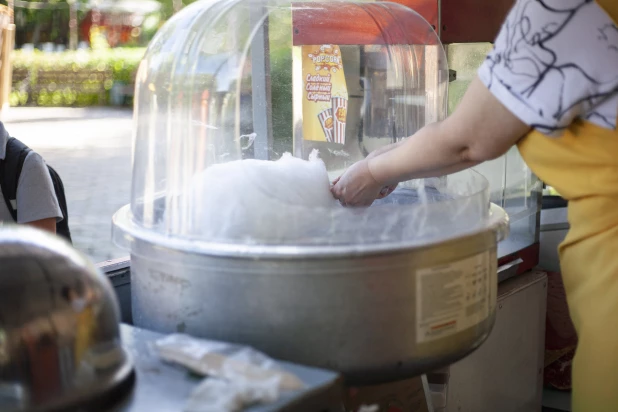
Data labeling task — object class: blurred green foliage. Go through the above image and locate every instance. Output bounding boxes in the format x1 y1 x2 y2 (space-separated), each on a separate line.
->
268 8 293 148
10 47 145 106
8 6 296 117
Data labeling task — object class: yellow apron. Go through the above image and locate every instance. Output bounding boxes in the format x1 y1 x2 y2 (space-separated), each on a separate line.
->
517 2 618 408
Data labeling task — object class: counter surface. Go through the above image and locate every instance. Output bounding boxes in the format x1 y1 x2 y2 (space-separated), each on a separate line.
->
109 324 343 412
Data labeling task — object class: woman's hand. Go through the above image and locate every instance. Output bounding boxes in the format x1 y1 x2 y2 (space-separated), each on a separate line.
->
331 160 394 206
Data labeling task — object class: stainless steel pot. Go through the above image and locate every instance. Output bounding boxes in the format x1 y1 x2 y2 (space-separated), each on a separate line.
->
0 226 133 412
113 203 508 384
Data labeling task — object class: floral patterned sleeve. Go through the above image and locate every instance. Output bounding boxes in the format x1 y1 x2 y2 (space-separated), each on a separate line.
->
477 0 618 136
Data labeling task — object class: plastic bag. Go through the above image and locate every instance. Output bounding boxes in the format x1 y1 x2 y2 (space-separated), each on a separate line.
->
154 334 305 411
154 333 304 391
184 376 281 412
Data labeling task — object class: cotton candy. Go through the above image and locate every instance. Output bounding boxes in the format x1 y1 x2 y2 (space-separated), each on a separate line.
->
184 150 339 243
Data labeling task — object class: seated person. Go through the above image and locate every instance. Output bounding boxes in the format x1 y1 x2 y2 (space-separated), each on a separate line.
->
0 124 61 233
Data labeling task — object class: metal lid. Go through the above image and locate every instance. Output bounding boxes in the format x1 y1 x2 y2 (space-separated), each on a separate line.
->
0 226 134 412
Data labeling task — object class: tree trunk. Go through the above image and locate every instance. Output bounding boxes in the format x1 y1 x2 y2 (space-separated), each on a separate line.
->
69 4 77 50
32 22 41 45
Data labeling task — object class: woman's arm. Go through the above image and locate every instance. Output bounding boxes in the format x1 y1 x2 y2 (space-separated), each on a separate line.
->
331 77 531 206
368 122 480 184
369 77 530 183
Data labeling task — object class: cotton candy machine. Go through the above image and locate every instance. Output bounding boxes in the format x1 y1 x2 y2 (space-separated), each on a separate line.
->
112 0 510 384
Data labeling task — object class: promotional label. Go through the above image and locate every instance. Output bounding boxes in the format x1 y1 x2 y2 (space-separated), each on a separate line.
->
300 44 349 144
416 250 496 344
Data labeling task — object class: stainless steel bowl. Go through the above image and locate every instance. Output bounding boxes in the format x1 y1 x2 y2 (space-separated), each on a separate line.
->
0 225 134 412
113 202 509 384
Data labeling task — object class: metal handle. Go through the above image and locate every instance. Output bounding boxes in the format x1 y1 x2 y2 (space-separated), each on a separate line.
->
497 258 523 283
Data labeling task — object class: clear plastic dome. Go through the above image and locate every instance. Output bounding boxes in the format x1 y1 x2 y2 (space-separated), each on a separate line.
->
114 0 492 252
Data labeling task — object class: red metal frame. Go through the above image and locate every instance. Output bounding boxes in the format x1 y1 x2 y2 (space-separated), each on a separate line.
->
292 1 438 46
293 0 515 46
388 0 437 28
440 0 515 43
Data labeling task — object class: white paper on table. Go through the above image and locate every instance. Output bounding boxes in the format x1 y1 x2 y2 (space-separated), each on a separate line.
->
153 334 305 411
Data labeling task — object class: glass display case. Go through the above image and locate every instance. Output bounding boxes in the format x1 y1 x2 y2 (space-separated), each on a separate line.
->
113 0 498 251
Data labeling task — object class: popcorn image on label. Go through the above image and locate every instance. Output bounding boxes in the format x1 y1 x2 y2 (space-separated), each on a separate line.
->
317 108 335 142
